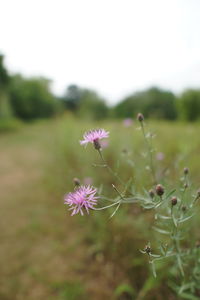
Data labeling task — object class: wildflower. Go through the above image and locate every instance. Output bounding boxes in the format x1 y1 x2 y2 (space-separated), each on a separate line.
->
101 140 109 149
149 189 155 198
123 118 133 127
155 184 164 196
182 205 187 212
144 245 151 255
171 196 177 206
156 152 165 161
64 185 99 216
137 113 144 122
80 129 109 150
73 177 80 187
83 177 93 185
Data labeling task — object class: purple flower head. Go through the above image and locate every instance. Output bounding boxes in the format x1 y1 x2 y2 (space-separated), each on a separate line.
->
123 118 133 127
83 177 93 185
101 140 109 149
64 185 99 216
156 152 165 161
80 129 109 149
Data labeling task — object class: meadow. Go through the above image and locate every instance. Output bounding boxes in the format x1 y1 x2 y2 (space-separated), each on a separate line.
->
0 116 200 300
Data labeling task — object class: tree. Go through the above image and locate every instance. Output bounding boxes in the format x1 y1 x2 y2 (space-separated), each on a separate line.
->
62 85 108 120
0 54 12 118
114 87 177 120
178 89 200 121
63 84 81 111
78 89 108 120
9 75 58 120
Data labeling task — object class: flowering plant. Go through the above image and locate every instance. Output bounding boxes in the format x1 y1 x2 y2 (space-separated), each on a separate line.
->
64 114 200 299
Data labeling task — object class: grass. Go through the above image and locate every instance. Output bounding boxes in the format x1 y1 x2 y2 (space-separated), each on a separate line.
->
0 116 200 300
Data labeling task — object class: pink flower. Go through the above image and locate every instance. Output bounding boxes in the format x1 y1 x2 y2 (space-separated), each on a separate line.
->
123 118 133 127
64 185 99 216
101 140 109 149
80 129 109 147
83 177 93 185
156 152 165 161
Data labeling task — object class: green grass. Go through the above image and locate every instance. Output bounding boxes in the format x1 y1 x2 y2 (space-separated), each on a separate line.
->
0 116 200 300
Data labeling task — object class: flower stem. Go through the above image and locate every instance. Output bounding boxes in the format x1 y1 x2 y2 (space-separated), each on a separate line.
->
97 149 125 187
140 122 157 184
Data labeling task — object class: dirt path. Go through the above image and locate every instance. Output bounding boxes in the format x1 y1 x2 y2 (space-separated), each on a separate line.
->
0 123 89 300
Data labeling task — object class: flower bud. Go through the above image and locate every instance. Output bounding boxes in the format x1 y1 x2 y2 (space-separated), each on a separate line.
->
184 183 188 189
183 167 189 175
182 205 187 212
196 241 200 248
93 138 101 150
171 196 177 206
144 245 151 255
155 184 164 196
73 177 80 187
149 189 155 198
137 113 144 122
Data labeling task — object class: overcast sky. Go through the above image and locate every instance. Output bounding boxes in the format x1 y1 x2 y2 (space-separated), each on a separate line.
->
1 0 200 103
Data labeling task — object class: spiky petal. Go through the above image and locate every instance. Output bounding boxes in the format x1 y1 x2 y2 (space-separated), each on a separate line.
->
80 129 109 146
64 185 99 216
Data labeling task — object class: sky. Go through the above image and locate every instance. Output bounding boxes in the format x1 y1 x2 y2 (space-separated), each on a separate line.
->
1 0 200 104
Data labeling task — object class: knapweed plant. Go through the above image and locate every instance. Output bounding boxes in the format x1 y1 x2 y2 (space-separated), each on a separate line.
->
64 114 200 299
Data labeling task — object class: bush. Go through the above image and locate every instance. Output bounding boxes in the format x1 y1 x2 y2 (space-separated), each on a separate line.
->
9 75 59 120
114 87 177 120
0 118 23 133
178 89 200 121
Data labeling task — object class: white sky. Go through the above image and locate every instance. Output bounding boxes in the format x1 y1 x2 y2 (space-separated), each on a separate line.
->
1 0 200 104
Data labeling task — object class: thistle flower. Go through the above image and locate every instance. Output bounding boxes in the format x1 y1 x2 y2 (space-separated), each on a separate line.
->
155 184 164 196
80 129 109 150
83 177 93 185
171 196 177 206
156 152 165 161
64 185 99 216
123 118 133 127
137 113 144 122
73 177 80 187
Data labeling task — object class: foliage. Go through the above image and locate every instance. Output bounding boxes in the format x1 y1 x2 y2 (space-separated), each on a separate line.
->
0 54 10 88
178 89 200 121
0 117 23 133
70 115 200 299
114 87 177 120
1 117 200 299
0 54 13 118
9 75 59 120
63 85 108 120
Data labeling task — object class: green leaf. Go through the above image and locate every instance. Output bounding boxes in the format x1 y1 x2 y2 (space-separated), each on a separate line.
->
150 260 157 278
172 213 177 227
165 189 176 199
179 283 194 294
115 283 136 297
142 203 156 209
177 254 184 277
152 227 171 235
156 214 171 220
179 292 200 300
178 214 195 224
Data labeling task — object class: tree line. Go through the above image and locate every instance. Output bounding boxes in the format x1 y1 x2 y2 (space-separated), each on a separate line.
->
1 54 200 122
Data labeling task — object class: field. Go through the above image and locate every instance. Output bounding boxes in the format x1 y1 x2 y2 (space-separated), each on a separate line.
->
0 116 200 300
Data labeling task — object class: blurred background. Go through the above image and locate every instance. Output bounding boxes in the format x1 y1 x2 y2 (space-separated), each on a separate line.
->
0 0 200 299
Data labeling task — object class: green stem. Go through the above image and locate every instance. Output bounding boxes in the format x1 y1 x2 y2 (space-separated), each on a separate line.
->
140 122 157 184
97 149 125 187
171 206 184 277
